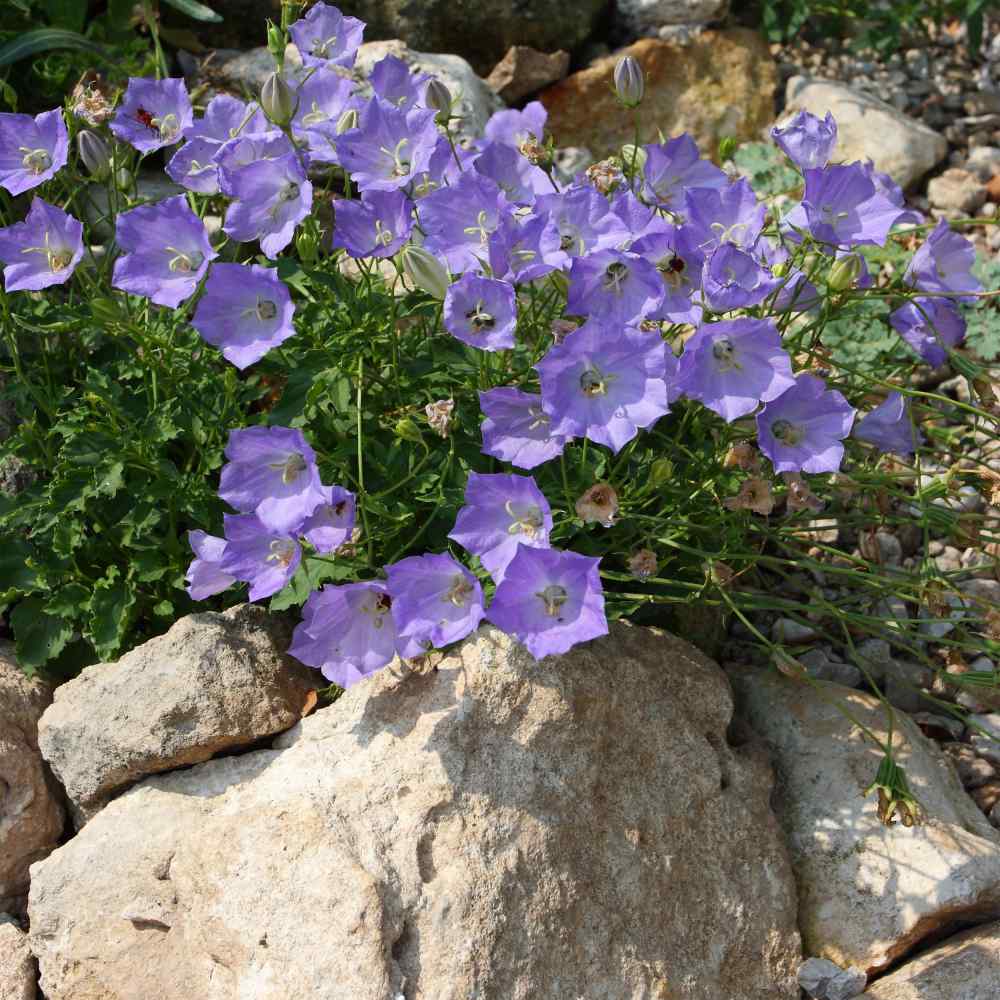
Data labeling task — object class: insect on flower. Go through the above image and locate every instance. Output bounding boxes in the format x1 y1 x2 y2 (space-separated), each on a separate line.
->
135 107 158 132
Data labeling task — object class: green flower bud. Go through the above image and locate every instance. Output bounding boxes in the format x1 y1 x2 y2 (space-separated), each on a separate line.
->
613 55 644 108
717 135 738 162
400 244 450 300
77 130 110 179
828 252 862 291
394 417 424 444
261 71 295 126
295 228 318 264
650 458 674 486
620 144 647 172
266 20 286 68
425 78 452 124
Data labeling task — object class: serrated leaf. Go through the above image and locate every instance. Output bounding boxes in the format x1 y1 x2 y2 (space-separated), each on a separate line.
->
0 29 108 68
86 573 136 661
0 539 38 592
162 0 223 21
11 597 73 670
46 582 90 618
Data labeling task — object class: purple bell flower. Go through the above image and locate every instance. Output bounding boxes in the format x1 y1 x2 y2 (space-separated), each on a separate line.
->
370 54 429 111
854 391 921 456
386 552 485 655
536 321 671 453
485 546 607 660
443 273 517 351
448 471 553 583
859 160 924 227
288 1 365 70
771 110 838 171
332 189 413 258
219 514 301 601
684 177 766 253
567 248 664 325
112 195 216 307
904 218 982 302
289 581 402 687
611 191 671 246
301 485 356 553
890 297 966 367
219 425 326 534
641 134 727 213
0 109 68 195
0 198 83 292
487 211 567 283
216 131 297 186
483 101 547 148
478 387 571 470
290 69 355 163
191 263 296 369
184 530 235 600
756 375 856 474
631 226 705 325
701 243 781 312
534 185 630 260
111 77 193 154
676 318 796 422
420 170 508 273
473 140 551 205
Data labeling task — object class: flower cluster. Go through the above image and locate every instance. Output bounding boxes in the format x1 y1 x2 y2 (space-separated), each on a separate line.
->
0 3 985 691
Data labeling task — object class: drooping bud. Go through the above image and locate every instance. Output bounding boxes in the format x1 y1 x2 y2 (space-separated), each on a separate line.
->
261 71 295 126
614 55 644 108
425 78 452 124
77 129 110 179
266 19 286 68
400 244 450 299
828 252 862 291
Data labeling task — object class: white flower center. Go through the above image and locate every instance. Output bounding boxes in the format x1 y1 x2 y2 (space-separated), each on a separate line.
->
602 261 629 295
465 300 495 332
265 538 297 567
312 34 339 58
771 419 804 446
360 591 392 628
711 337 740 372
153 112 180 141
19 146 51 174
505 500 544 538
445 574 474 608
536 584 568 618
165 246 204 273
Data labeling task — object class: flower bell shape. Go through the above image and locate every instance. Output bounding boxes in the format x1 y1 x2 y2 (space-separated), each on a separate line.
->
640 134 726 212
854 391 922 456
448 471 553 583
485 546 607 660
219 425 326 534
386 552 485 656
185 530 235 600
890 297 966 367
684 177 766 253
443 273 517 351
756 375 856 474
536 321 672 453
290 70 354 163
487 211 567 284
300 485 356 553
111 77 193 154
371 54 431 112
567 249 664 325
0 109 68 195
218 514 301 601
534 186 629 259
478 387 571 470
420 170 508 274
332 189 414 258
701 243 782 313
0 198 83 292
288 1 365 70
191 263 296 369
904 218 982 301
483 101 547 149
631 226 705 325
676 317 796 423
112 195 216 308
771 110 838 171
289 581 405 688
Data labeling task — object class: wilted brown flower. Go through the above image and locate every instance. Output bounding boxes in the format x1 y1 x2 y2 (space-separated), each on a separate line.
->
424 398 454 438
70 71 114 126
725 476 774 516
723 441 759 472
585 159 623 195
709 560 735 587
576 482 619 526
628 548 657 579
783 472 824 513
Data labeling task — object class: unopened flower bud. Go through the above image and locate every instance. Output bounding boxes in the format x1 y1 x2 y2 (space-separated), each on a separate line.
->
400 244 450 299
295 227 318 264
717 135 739 162
77 129 110 179
425 78 452 123
629 548 657 579
425 398 454 438
650 457 674 486
575 482 619 526
614 55 644 108
266 20 286 66
261 71 295 126
394 417 424 444
828 252 862 291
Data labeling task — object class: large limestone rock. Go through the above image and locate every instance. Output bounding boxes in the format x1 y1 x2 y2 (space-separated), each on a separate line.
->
0 919 35 1000
731 668 1000 974
539 31 776 161
0 645 63 915
861 920 1000 998
37 605 316 827
783 77 948 189
29 625 802 999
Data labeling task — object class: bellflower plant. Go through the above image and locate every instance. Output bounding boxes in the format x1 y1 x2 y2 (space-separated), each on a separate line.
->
0 109 69 195
0 198 83 291
111 77 193 154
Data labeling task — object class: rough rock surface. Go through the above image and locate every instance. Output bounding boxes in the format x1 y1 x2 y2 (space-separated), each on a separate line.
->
486 46 569 104
783 76 948 189
731 668 1000 974
29 624 802 999
798 956 866 999
37 604 316 827
0 645 63 915
860 920 1000 998
0 920 35 1000
540 32 776 161
617 0 729 37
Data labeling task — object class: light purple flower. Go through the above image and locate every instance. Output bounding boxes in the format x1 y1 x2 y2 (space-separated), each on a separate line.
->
701 243 781 312
473 140 550 205
631 226 705 325
448 471 553 583
219 425 326 534
0 109 68 194
301 485 356 553
534 186 629 259
641 134 727 212
676 318 796 422
756 375 856 474
567 248 664 324
611 191 671 246
290 69 355 163
332 189 413 258
289 581 400 687
684 178 766 252
222 152 312 258
485 546 607 659
488 211 567 283
386 552 485 655
216 131 297 185
420 170 507 273
904 218 982 301
111 77 193 153
112 195 216 308
288 1 365 69
219 514 301 601
444 273 517 351
483 101 547 148
854 391 921 455
536 321 670 453
191 263 295 369
0 198 83 292
479 387 571 470
371 54 429 111
185 530 234 599
771 110 837 171
890 297 966 367
859 160 923 227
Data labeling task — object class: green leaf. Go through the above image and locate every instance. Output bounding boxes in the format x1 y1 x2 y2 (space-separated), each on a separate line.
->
269 557 352 612
11 598 73 671
0 539 38 593
162 0 223 21
0 29 108 68
46 582 91 618
86 572 136 661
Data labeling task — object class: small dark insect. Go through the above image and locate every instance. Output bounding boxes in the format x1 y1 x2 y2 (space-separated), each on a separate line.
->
135 107 157 132
668 256 686 273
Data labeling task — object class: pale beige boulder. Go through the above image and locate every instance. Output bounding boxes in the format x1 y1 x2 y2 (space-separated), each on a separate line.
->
0 919 35 1000
29 624 802 999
